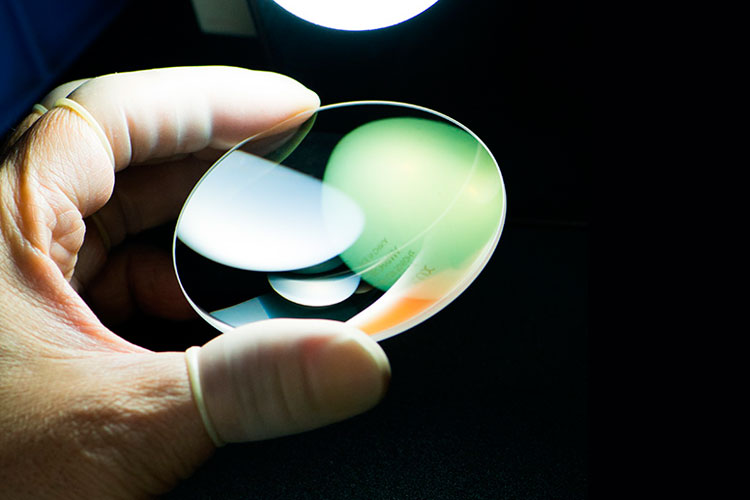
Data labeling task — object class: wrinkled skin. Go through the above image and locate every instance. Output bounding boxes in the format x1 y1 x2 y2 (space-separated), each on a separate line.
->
0 67 390 499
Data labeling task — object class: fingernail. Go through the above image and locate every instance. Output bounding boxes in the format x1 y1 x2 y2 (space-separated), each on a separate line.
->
312 330 391 419
342 329 392 384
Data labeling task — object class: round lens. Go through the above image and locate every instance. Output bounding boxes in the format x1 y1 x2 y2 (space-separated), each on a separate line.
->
173 101 506 342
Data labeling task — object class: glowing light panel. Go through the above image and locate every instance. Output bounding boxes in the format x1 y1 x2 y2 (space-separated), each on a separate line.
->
272 0 440 31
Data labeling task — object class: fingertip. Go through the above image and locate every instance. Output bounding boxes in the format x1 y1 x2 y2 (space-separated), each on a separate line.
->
300 82 321 111
321 320 392 388
190 67 321 151
254 68 320 106
306 326 391 420
194 318 390 443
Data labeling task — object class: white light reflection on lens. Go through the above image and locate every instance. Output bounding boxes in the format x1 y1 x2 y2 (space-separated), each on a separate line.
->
268 272 361 307
176 151 364 272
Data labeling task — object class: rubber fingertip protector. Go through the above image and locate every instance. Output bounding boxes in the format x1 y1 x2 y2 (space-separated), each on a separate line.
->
185 346 225 447
54 97 116 167
191 319 390 444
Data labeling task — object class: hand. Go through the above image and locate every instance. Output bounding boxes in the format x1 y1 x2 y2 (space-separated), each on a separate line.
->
0 67 391 499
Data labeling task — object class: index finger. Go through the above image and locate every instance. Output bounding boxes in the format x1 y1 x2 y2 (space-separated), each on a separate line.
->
68 66 319 169
49 66 319 215
0 67 318 285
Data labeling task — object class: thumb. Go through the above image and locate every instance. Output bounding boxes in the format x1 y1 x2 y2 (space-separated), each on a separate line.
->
28 319 390 497
187 319 391 445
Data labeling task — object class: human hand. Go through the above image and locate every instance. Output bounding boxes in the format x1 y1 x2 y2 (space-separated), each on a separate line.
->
0 66 391 499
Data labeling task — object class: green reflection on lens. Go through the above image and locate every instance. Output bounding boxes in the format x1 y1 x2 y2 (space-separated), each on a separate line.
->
323 117 503 291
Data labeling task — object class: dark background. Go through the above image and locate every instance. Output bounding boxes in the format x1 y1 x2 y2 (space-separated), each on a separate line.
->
3 0 589 497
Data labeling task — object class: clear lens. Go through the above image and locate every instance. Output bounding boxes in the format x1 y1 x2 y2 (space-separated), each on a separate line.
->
173 101 506 341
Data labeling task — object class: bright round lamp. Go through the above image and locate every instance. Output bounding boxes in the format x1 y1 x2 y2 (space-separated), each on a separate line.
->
271 0 440 31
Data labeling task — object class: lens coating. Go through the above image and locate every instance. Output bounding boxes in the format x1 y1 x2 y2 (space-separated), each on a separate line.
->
173 101 506 341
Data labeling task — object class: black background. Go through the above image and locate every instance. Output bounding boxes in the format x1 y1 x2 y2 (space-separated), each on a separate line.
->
51 0 589 497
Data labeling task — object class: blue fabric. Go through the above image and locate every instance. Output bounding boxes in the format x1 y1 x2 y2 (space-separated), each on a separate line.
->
0 0 127 134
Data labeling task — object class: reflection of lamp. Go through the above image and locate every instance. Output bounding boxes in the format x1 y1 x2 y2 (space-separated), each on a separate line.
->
271 0 440 31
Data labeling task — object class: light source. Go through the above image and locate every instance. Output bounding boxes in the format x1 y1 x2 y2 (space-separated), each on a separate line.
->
270 0 440 31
